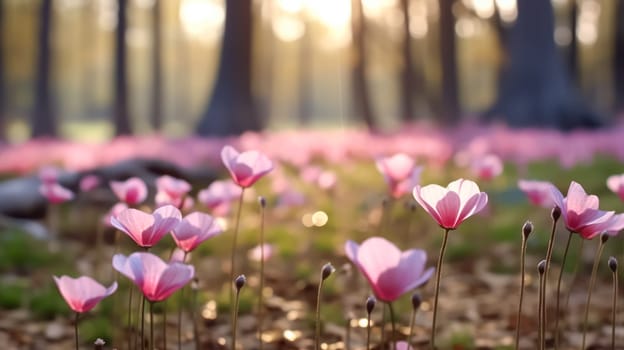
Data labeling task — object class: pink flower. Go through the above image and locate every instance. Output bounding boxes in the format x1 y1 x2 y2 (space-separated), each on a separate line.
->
221 145 273 188
470 154 503 181
110 205 181 247
39 182 74 204
53 275 117 313
112 252 194 302
317 170 337 191
39 166 60 184
171 212 222 252
607 174 624 202
551 181 624 239
79 175 101 192
101 202 129 227
155 175 191 208
518 179 556 208
376 153 422 198
110 177 148 206
413 178 488 230
197 179 242 216
248 244 274 262
345 237 433 302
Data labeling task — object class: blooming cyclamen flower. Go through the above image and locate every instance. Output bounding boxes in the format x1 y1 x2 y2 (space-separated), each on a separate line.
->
413 178 488 230
39 182 74 204
607 174 624 202
110 177 148 206
112 252 194 302
470 154 503 181
551 181 624 239
376 153 423 198
518 179 556 208
53 275 117 313
110 205 181 247
345 237 434 302
171 212 222 252
221 145 273 188
155 175 191 208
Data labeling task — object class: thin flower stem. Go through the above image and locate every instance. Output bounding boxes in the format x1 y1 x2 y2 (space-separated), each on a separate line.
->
232 288 242 350
431 229 450 349
564 239 585 310
315 279 325 350
366 312 372 350
612 262 618 350
178 252 188 350
229 189 245 316
581 237 606 349
163 301 167 350
407 310 416 350
538 264 546 350
381 304 386 346
543 213 559 327
74 312 79 350
388 303 397 350
345 317 351 350
514 234 528 350
192 285 200 350
150 302 155 350
258 199 266 350
554 231 573 350
141 295 146 350
128 284 134 350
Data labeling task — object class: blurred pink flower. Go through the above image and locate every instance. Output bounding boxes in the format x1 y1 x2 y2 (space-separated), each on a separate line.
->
248 243 274 262
607 174 624 202
317 170 337 191
110 205 181 248
551 181 624 239
155 175 191 208
110 177 148 206
101 202 128 227
221 145 273 188
518 179 556 207
345 237 433 302
38 166 60 184
79 174 101 192
197 179 242 216
169 248 188 263
470 154 503 181
413 178 488 230
171 212 222 252
39 182 74 204
53 275 117 313
376 153 422 198
112 252 194 302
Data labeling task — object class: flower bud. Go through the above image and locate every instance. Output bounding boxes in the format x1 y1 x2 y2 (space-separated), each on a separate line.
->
411 293 422 311
258 196 266 208
366 296 376 315
609 256 618 273
551 206 561 222
537 260 546 275
321 262 335 281
235 275 246 291
94 338 105 350
522 221 533 239
601 233 609 244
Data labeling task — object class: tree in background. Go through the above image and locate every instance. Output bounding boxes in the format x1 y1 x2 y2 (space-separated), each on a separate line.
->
486 0 601 129
0 1 5 141
438 0 460 124
32 0 56 137
113 0 132 136
196 0 261 136
350 0 377 131
614 0 624 114
150 0 162 131
298 10 314 126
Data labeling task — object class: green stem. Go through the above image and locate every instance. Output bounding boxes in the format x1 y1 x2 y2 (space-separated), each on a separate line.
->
431 229 450 349
381 304 386 347
258 201 266 350
388 303 397 350
229 189 245 318
581 238 606 349
543 214 558 329
366 312 372 350
192 285 200 350
514 236 528 350
233 288 241 350
163 300 167 350
315 278 324 350
150 302 155 350
74 312 79 350
554 231 573 350
178 287 184 350
128 284 134 350
539 266 546 350
612 265 618 350
408 306 416 350
141 295 146 350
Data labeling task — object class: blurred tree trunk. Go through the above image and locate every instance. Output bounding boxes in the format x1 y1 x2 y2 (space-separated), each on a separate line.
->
174 0 190 124
0 1 5 141
350 0 377 131
196 0 260 136
298 14 313 125
399 0 415 122
567 0 579 83
32 0 56 138
150 0 162 131
439 0 460 124
486 0 601 129
614 0 624 113
114 0 132 136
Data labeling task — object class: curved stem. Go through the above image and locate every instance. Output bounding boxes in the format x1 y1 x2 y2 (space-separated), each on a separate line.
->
515 235 528 350
388 303 397 350
315 278 324 350
431 229 450 349
408 306 417 350
612 266 618 350
581 238 606 349
554 231 573 350
543 214 558 329
74 312 79 350
229 189 245 316
258 201 266 350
